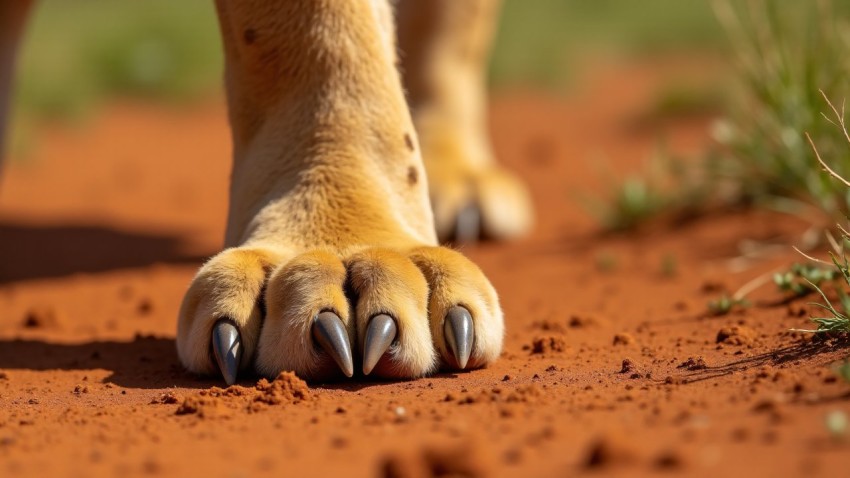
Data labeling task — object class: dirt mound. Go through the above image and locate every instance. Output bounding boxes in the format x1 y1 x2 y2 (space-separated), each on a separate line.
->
174 372 311 417
530 336 567 354
716 325 757 346
677 356 707 371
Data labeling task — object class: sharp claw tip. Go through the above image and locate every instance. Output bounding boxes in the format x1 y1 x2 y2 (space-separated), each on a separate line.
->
362 314 398 377
211 319 242 386
444 306 474 371
312 311 354 378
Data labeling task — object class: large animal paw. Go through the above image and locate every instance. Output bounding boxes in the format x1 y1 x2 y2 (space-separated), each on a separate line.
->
428 162 534 244
416 116 533 244
177 245 503 384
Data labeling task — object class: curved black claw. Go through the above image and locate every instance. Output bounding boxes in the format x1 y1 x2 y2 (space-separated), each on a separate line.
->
444 306 474 370
362 314 398 376
212 319 242 386
311 311 354 378
453 204 481 244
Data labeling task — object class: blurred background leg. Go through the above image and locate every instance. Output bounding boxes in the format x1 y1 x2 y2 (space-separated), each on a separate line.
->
396 0 533 242
396 0 501 173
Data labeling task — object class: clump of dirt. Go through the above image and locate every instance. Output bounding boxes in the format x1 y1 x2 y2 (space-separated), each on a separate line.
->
583 433 639 469
151 391 183 404
716 326 756 346
175 394 226 418
530 336 566 354
253 372 311 405
701 280 728 294
21 306 61 329
612 333 635 346
618 358 645 379
619 359 636 374
677 357 707 371
751 395 786 422
568 314 601 328
136 297 154 315
380 440 489 478
654 449 685 469
175 372 311 417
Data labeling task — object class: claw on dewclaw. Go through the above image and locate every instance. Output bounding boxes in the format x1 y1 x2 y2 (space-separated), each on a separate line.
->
444 306 474 370
311 311 354 378
362 314 398 375
212 319 243 386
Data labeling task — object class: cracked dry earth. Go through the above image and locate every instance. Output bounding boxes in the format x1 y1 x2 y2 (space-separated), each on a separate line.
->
2 59 850 477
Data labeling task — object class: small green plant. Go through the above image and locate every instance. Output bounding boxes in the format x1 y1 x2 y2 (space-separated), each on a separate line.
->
605 176 666 231
773 263 838 296
707 294 749 316
706 260 840 316
587 148 707 231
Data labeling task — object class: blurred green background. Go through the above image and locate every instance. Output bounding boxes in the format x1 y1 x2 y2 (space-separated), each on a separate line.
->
13 0 725 122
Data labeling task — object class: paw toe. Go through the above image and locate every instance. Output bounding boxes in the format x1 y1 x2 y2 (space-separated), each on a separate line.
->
177 247 285 380
409 247 504 371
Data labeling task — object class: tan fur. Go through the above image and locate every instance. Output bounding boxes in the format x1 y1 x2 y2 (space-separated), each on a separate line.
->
1 0 520 381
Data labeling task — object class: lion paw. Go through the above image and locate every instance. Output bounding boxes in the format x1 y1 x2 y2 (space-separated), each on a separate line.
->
177 245 503 383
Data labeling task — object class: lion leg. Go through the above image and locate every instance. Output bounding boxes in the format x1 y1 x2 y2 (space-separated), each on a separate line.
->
177 0 504 384
397 0 533 242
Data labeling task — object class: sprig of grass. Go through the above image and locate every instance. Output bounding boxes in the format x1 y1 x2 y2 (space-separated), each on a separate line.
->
704 261 837 316
791 92 850 335
801 278 850 334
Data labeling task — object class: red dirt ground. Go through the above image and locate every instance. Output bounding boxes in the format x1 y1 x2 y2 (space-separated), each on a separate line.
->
1 58 849 477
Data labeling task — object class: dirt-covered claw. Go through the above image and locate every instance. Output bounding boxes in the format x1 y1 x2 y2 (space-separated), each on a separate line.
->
443 306 474 370
211 319 243 386
362 314 398 376
311 311 354 378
